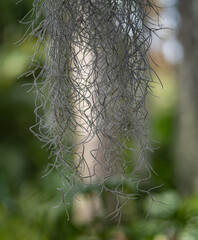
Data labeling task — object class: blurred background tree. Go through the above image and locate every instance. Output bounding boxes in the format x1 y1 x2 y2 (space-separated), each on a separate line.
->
0 0 198 239
175 0 198 194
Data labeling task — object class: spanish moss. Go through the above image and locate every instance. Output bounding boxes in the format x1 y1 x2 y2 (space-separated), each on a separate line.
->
23 0 161 214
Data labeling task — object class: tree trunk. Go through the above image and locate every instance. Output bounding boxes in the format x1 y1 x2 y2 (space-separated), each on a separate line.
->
176 0 198 193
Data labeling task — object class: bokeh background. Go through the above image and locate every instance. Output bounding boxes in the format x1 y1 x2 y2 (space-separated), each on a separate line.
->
1 0 198 239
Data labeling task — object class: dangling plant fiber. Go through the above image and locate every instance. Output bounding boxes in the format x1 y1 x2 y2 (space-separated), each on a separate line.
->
23 0 161 213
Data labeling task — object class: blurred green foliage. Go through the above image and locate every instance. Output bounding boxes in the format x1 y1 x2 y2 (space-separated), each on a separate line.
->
1 0 198 239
